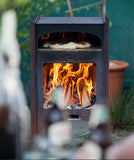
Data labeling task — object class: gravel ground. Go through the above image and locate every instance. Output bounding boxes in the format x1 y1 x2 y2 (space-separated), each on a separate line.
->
26 119 133 148
71 120 133 146
110 129 133 143
23 119 134 159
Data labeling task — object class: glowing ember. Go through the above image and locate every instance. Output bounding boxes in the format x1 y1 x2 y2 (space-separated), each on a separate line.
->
43 63 96 108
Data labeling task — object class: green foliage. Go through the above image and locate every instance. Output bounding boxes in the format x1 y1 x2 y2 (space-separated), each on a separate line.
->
72 131 90 139
77 9 80 14
16 0 66 55
72 131 90 146
109 21 113 28
0 0 29 13
86 6 90 11
15 0 67 103
110 88 134 130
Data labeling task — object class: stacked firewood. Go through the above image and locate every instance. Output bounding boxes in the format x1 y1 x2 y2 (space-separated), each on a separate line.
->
43 63 96 109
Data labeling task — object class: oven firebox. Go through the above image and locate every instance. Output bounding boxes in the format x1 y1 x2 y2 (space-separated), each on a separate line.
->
30 17 109 136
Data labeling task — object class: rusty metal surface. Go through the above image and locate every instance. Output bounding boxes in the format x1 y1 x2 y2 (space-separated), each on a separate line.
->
37 24 104 41
30 16 109 135
30 22 37 138
104 16 109 106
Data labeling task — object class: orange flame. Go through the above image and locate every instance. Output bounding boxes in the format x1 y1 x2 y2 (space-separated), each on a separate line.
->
43 63 96 107
41 32 88 42
62 32 65 39
41 33 50 40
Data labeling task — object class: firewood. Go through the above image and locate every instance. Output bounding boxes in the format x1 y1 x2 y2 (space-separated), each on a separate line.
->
43 93 52 108
64 85 72 107
81 87 91 108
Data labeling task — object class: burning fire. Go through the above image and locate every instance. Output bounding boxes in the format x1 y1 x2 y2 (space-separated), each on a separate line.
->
41 32 86 41
40 32 88 44
41 33 50 40
43 63 96 108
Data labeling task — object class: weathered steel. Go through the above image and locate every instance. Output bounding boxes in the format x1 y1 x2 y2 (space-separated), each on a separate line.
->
30 16 109 135
30 22 37 138
104 16 109 105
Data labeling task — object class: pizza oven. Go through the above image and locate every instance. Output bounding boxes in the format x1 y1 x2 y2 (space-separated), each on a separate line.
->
30 16 109 136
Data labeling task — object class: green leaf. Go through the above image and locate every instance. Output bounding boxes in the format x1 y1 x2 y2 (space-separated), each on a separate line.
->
109 21 113 28
48 0 56 3
110 87 134 130
77 9 80 14
15 0 30 5
55 7 61 13
86 6 90 11
0 0 7 8
72 132 90 139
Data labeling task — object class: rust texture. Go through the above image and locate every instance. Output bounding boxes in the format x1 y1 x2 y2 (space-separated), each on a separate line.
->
30 17 109 136
30 22 37 139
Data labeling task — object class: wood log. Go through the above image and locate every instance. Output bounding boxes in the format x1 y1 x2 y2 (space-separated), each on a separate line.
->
44 85 72 108
43 93 52 108
64 85 72 107
81 87 91 108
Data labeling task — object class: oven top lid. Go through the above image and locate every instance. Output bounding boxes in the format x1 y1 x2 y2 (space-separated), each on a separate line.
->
35 17 107 25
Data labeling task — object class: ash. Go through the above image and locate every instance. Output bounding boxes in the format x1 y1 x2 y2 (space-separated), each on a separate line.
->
44 104 93 110
66 105 93 110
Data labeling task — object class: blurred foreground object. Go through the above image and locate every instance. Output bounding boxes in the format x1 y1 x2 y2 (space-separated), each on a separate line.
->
44 87 72 147
106 133 134 159
23 87 72 159
89 104 111 159
0 10 30 159
74 104 111 159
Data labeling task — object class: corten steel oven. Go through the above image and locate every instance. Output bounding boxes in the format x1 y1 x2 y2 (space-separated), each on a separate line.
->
30 16 109 136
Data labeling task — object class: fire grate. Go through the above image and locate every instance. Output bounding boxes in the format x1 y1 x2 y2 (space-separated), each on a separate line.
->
30 17 109 136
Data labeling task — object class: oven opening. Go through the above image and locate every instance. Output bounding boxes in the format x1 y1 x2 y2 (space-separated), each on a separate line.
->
38 32 101 50
43 63 96 109
70 115 80 119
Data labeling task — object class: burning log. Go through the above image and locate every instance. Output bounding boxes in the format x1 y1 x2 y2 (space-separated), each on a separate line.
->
64 76 75 107
44 84 92 108
81 86 91 108
44 81 73 108
43 93 52 108
76 78 92 108
64 85 72 107
43 63 96 108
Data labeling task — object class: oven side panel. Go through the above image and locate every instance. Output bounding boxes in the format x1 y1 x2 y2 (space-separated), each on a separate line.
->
104 16 109 105
30 22 37 138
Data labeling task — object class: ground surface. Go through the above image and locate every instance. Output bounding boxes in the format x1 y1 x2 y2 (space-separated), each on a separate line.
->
71 120 133 145
24 119 133 159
